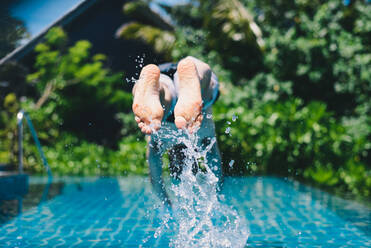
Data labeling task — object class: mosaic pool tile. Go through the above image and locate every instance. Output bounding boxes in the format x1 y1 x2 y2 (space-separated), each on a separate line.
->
0 176 370 247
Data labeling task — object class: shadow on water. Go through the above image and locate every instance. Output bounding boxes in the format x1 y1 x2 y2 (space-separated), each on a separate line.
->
0 110 62 224
0 177 64 225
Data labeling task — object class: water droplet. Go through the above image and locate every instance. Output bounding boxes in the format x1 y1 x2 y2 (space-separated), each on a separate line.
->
225 127 231 134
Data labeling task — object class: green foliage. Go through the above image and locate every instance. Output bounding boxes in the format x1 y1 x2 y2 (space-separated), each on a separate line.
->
24 133 147 176
119 0 175 60
1 27 143 175
118 22 175 60
0 93 19 164
164 0 370 197
247 0 371 117
24 27 134 146
121 0 263 80
123 0 174 31
1 0 369 200
213 96 370 196
200 0 264 79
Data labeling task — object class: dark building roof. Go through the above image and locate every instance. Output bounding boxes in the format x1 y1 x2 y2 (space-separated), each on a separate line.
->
0 0 161 78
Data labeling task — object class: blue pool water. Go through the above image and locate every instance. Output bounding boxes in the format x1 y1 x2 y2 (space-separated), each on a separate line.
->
0 176 370 247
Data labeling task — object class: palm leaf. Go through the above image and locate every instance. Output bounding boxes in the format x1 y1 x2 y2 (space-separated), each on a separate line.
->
123 1 174 31
208 0 264 48
117 22 175 60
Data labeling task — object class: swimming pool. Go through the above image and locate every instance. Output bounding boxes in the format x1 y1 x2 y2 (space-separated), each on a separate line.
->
1 176 370 247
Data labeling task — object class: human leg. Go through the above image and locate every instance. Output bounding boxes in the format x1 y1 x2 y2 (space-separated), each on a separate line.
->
167 135 223 191
168 143 199 180
147 137 171 206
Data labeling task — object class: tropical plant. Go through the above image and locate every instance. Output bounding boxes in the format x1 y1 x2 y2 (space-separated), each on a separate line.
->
1 27 145 175
117 0 371 197
117 0 175 60
119 0 263 79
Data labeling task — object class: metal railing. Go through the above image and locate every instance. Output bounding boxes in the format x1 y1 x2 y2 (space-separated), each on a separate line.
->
17 110 52 177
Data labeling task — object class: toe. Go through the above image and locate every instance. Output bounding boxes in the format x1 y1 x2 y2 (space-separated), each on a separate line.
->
140 125 147 133
175 116 187 129
135 116 141 123
151 119 161 131
144 126 152 134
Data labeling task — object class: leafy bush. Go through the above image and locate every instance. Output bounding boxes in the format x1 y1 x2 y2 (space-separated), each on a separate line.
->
1 0 369 199
213 95 370 196
25 27 134 147
1 27 145 175
24 133 147 176
0 93 19 164
164 0 370 197
252 0 371 117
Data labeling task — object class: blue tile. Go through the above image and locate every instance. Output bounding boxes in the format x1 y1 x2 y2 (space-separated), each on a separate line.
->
0 176 370 247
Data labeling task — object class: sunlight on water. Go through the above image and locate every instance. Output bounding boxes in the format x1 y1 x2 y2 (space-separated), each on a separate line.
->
148 126 249 248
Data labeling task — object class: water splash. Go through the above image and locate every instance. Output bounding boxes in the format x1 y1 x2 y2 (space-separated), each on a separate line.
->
225 127 231 134
125 54 146 84
151 126 249 248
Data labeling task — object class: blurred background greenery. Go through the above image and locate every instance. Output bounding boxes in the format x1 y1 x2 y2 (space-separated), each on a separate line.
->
0 0 370 198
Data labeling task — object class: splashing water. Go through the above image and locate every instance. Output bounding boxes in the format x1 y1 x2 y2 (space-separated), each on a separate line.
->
125 54 146 84
150 126 249 248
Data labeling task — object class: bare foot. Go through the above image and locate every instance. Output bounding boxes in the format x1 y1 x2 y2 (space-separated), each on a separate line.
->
174 58 203 133
132 64 163 134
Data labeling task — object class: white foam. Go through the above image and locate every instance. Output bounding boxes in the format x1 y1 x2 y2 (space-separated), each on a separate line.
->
152 127 249 248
